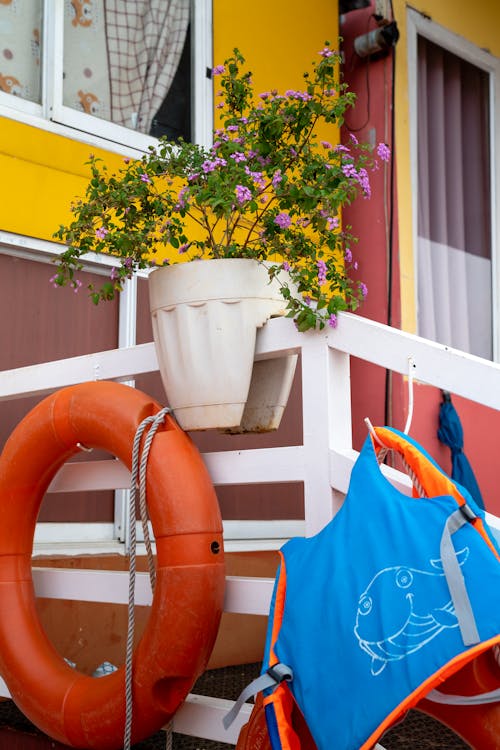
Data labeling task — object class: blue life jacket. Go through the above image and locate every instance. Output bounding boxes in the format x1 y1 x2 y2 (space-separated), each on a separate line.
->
226 427 500 750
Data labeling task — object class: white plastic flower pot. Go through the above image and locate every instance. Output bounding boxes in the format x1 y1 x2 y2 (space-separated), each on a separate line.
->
148 258 297 431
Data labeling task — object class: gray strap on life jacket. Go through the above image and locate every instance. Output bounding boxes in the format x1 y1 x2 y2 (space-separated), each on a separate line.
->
222 662 293 731
440 505 480 646
427 687 500 705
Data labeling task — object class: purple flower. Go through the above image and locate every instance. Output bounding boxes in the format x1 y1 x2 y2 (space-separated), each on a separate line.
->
230 151 247 163
259 92 271 100
377 142 391 162
140 173 151 183
321 141 332 149
201 160 215 173
73 279 83 294
344 248 352 263
350 133 359 145
357 168 371 198
227 124 239 132
212 64 225 75
304 295 311 306
360 282 368 298
95 227 108 239
179 243 189 254
285 89 312 101
110 267 119 281
328 313 338 328
282 261 291 271
327 217 339 230
319 47 334 58
216 101 225 109
274 212 292 229
342 163 357 179
235 184 252 204
272 170 282 188
317 259 327 285
177 186 188 208
124 257 133 269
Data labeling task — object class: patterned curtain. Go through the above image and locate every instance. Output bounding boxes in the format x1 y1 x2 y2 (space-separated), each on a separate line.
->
0 0 42 103
64 0 190 134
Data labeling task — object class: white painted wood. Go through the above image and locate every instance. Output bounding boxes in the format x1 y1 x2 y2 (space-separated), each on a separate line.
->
203 445 305 485
224 576 274 616
1 313 500 747
174 693 252 744
329 313 500 409
48 460 131 493
301 333 337 535
31 568 274 616
0 343 159 401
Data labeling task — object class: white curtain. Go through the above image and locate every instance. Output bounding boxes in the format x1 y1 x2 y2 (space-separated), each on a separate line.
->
417 36 492 359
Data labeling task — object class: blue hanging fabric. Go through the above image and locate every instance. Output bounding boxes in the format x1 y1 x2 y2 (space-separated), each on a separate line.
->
438 392 485 510
245 426 500 750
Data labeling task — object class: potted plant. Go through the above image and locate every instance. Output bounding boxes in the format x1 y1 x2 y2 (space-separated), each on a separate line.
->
52 42 389 431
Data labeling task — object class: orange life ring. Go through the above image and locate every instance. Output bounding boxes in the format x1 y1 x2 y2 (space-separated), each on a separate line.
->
0 381 225 749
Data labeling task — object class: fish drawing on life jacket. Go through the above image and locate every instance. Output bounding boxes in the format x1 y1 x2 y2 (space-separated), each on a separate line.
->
354 547 470 676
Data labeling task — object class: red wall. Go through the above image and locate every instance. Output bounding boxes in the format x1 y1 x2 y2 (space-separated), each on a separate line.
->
340 3 500 515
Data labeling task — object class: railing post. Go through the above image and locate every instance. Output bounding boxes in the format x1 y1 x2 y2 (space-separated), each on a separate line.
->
301 333 352 536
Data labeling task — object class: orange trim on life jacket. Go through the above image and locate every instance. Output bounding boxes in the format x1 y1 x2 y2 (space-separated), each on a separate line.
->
374 427 500 562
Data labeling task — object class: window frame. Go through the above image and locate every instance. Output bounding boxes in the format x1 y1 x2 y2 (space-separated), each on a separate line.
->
0 0 213 156
406 7 500 360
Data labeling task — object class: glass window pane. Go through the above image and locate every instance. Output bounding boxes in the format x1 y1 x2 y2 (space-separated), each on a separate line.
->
63 0 190 139
0 0 42 104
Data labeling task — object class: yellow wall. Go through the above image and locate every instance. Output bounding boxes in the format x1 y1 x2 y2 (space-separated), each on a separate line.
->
0 0 338 247
392 0 500 332
0 118 124 241
1 1 498 334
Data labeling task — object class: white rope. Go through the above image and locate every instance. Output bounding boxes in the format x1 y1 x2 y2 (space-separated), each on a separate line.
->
123 407 171 750
403 356 416 435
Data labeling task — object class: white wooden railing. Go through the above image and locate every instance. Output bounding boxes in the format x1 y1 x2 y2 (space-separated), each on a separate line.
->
0 312 499 746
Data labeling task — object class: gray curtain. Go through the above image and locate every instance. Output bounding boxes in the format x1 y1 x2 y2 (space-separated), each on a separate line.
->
417 36 492 359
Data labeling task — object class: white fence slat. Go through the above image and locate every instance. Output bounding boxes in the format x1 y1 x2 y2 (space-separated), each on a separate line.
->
0 312 500 748
32 568 274 615
203 445 305 485
329 313 500 410
0 343 158 402
174 694 252 744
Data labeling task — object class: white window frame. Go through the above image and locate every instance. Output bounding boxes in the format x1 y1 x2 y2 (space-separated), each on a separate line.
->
407 7 500 361
0 0 213 157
